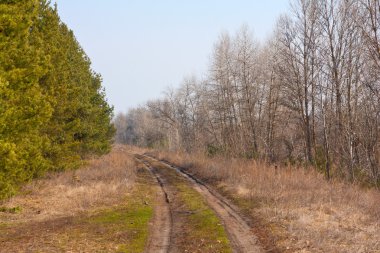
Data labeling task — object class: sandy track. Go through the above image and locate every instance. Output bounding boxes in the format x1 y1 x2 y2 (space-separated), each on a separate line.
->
136 157 172 253
143 154 263 253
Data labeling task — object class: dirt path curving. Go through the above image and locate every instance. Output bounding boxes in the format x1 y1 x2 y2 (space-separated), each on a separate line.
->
142 154 263 253
135 158 172 253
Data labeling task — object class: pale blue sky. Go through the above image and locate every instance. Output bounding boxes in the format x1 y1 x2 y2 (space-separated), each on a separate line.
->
53 1 290 113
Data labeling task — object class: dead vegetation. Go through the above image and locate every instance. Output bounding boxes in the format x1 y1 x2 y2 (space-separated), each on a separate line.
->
155 151 380 252
0 145 160 253
0 145 135 224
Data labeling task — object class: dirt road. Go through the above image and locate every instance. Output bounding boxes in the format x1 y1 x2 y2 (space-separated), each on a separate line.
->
136 154 263 253
137 158 172 253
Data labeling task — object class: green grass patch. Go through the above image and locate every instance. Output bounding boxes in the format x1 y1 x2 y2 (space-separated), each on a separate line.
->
176 183 231 252
89 205 152 253
0 222 8 229
89 197 153 252
85 168 155 253
0 206 22 214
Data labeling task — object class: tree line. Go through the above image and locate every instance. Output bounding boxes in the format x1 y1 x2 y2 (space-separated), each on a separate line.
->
0 0 114 199
116 0 380 186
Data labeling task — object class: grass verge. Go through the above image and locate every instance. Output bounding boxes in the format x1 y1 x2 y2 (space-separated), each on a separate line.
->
153 150 380 253
0 146 155 253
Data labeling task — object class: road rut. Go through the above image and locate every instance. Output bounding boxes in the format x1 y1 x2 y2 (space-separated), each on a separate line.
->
142 154 263 253
136 158 172 253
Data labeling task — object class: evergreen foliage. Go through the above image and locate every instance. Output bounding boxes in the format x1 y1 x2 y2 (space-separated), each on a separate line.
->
0 0 115 199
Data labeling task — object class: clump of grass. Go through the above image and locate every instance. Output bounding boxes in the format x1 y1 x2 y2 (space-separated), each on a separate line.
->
155 150 380 252
0 206 21 214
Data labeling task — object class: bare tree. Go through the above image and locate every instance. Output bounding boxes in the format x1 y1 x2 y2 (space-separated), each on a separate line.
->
276 0 321 163
116 1 380 186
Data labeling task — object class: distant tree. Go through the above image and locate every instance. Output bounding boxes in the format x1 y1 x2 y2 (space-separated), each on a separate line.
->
114 112 128 144
116 0 380 186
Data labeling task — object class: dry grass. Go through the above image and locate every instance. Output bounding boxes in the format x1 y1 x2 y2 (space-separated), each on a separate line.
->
0 145 136 224
0 145 159 252
155 151 380 253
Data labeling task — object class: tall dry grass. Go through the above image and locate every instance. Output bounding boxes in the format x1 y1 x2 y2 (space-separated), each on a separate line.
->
155 151 380 252
0 145 136 223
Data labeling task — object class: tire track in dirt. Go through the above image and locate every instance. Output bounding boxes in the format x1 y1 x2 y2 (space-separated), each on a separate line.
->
135 157 172 253
142 154 263 253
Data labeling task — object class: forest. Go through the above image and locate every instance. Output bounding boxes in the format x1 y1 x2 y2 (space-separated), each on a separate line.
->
115 0 380 186
0 0 114 199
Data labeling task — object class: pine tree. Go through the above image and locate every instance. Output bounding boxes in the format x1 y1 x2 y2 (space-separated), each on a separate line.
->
35 1 114 171
0 0 114 199
0 0 52 199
